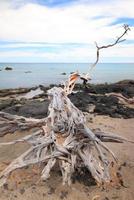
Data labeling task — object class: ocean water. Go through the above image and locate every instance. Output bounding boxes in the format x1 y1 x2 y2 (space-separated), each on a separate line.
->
0 63 134 89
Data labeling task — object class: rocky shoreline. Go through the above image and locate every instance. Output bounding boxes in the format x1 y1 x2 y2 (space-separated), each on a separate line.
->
0 80 134 119
0 80 134 200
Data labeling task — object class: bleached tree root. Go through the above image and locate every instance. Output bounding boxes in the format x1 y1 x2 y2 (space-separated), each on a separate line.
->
105 93 134 105
0 86 133 187
0 111 46 136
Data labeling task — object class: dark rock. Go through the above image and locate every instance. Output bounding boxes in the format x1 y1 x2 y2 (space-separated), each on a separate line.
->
47 186 55 195
3 183 8 190
103 197 109 200
0 80 134 119
121 161 127 167
61 72 66 75
39 85 50 92
69 92 94 112
75 80 134 98
3 100 49 119
19 188 25 194
25 71 32 73
0 88 32 98
69 90 134 119
0 99 14 110
5 67 13 70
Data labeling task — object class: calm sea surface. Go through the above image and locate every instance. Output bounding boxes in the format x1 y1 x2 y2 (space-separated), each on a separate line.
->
0 63 134 89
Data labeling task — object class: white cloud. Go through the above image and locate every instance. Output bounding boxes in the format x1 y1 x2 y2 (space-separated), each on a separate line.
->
0 51 35 57
0 0 134 61
0 42 62 48
0 43 133 62
0 1 134 43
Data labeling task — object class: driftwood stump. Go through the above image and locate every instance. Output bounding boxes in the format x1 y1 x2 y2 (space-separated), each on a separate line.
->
0 72 133 187
0 25 132 187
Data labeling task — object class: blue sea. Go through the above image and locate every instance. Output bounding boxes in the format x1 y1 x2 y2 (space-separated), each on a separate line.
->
0 63 134 89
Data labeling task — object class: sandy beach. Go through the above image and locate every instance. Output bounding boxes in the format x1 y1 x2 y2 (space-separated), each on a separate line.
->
0 81 134 200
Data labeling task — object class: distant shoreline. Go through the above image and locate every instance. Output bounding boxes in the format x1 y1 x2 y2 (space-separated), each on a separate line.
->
0 79 134 92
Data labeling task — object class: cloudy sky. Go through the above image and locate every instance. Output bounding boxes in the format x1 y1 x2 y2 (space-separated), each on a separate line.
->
0 0 134 63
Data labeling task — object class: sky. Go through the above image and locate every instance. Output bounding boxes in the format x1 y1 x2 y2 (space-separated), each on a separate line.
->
0 0 134 63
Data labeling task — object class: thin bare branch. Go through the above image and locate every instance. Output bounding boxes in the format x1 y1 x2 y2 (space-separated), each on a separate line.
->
90 24 130 71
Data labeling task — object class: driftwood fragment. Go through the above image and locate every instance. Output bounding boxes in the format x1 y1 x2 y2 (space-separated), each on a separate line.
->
0 112 46 136
106 93 134 104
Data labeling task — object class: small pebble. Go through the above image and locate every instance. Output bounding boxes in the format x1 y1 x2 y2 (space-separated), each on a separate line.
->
19 188 25 195
48 186 55 195
3 183 8 190
60 191 68 199
32 186 36 190
121 161 127 167
103 197 109 200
